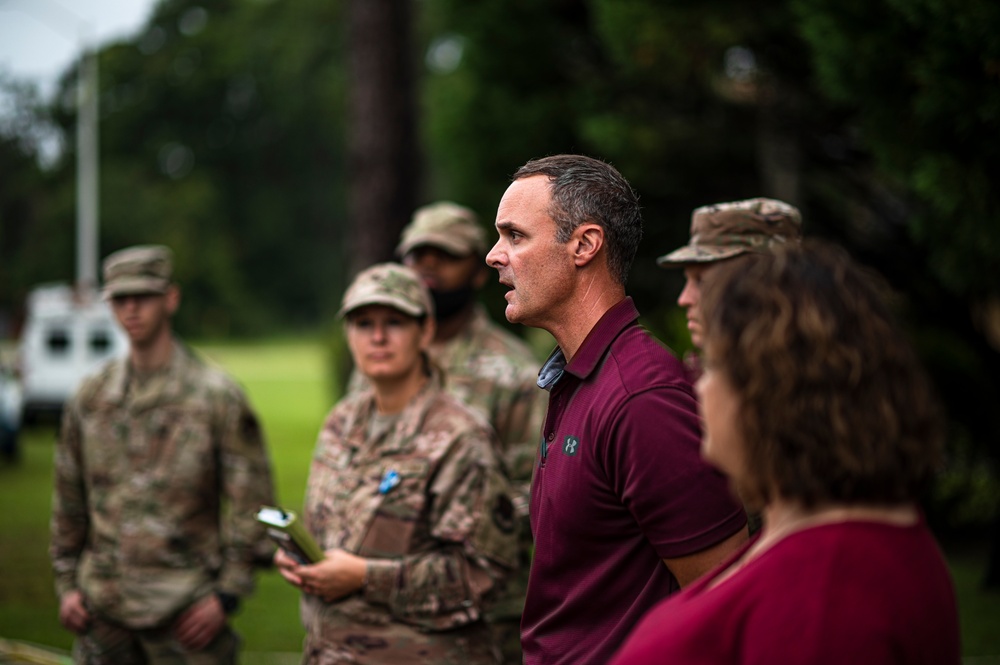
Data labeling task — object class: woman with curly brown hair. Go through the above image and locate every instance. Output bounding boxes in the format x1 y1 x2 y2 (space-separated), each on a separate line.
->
611 241 960 665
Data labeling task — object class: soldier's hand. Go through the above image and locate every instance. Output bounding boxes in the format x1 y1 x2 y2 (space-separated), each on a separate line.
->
172 594 226 652
275 548 306 587
58 590 91 634
298 549 367 603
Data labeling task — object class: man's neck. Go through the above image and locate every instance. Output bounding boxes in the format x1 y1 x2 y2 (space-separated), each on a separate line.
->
129 331 175 374
548 281 626 361
433 303 476 344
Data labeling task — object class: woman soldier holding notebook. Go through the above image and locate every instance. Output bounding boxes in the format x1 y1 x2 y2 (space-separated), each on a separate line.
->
275 263 518 664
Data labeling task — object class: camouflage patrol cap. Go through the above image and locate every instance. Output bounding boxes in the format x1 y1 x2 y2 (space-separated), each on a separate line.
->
396 201 487 258
338 263 435 319
102 244 173 298
656 198 802 267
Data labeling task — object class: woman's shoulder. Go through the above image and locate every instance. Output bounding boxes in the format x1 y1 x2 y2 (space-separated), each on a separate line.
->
615 520 959 665
317 390 373 435
416 391 499 456
743 519 955 617
422 391 493 435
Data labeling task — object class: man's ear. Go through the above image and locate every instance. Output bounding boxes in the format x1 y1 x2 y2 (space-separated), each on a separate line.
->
420 316 436 349
571 224 605 268
165 284 181 315
473 262 489 289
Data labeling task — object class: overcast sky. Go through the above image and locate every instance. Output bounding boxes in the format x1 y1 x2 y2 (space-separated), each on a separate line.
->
0 0 159 98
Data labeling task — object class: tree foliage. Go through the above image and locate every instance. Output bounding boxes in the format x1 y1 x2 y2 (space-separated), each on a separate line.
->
2 0 351 336
793 0 1000 298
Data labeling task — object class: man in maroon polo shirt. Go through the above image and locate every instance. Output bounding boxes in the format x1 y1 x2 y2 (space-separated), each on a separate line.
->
486 154 749 665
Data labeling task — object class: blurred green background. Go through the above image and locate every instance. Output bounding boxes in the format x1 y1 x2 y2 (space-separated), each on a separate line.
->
2 0 1000 658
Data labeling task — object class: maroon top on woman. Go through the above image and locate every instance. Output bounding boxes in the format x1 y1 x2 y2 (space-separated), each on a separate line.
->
611 518 960 665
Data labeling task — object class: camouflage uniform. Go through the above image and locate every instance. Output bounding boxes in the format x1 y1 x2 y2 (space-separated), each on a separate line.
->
427 306 544 483
394 202 548 664
50 340 276 659
346 275 543 664
300 370 518 664
424 308 544 660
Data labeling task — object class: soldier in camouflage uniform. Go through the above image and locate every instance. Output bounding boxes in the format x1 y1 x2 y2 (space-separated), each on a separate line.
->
348 202 546 664
50 245 276 665
657 198 803 374
276 263 518 664
657 199 801 536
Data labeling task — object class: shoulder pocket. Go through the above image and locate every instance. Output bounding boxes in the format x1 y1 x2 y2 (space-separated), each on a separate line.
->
470 466 520 570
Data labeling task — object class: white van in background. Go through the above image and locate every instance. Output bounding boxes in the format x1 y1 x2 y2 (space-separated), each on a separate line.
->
18 284 128 422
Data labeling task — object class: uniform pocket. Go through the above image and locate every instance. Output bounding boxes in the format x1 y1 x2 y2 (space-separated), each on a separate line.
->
357 459 429 557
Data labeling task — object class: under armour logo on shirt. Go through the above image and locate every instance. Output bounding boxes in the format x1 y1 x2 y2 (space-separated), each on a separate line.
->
563 435 580 456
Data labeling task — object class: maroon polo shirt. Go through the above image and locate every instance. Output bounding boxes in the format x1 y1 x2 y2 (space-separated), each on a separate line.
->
521 297 747 665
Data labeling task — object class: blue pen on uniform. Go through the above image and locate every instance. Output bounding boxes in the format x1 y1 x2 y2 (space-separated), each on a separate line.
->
379 469 400 494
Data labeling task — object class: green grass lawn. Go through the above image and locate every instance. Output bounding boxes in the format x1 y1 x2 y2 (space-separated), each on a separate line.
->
199 338 337 657
2 337 1000 661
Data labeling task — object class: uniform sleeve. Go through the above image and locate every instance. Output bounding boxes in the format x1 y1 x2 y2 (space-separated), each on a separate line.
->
492 368 547 487
49 396 89 598
362 432 519 630
605 386 747 558
215 388 276 597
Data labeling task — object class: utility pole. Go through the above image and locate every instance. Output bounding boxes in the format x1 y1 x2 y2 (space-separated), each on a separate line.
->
1 1 100 299
75 45 99 299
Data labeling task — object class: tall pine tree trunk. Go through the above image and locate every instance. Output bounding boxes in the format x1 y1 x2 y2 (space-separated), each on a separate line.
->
345 0 420 279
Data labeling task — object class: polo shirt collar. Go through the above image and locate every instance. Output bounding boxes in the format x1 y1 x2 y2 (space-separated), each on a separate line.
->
536 297 639 390
536 347 566 391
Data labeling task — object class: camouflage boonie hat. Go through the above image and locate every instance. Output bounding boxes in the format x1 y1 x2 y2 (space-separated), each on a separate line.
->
338 263 435 319
102 244 173 298
656 198 802 267
396 201 487 258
